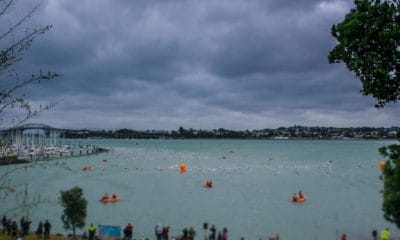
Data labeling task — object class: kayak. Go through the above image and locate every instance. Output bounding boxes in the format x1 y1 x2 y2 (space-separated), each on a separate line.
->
82 166 94 171
291 195 307 203
100 195 121 203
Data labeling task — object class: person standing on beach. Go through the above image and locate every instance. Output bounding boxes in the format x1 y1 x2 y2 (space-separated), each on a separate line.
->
380 228 390 240
371 230 377 240
188 227 196 240
123 223 133 240
19 217 25 232
155 224 163 240
11 221 18 240
43 220 51 240
221 228 228 240
35 221 43 240
162 226 169 240
22 218 31 235
1 216 7 233
209 225 216 240
182 228 188 240
88 223 96 240
6 219 12 235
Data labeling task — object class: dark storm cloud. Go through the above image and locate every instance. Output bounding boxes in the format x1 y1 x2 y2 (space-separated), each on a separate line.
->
6 0 398 129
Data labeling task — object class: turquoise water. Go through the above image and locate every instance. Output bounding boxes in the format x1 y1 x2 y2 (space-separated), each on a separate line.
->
1 139 399 240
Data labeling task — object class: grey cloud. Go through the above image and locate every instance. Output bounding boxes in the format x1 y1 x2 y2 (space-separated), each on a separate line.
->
5 0 398 129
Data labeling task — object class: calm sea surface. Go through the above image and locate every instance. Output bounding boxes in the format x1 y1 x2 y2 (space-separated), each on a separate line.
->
1 139 399 240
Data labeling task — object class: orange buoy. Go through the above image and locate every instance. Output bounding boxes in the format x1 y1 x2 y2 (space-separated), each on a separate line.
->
379 160 386 170
179 163 187 173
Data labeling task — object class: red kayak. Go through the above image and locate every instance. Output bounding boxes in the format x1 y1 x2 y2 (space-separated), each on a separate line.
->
291 195 307 203
100 194 121 203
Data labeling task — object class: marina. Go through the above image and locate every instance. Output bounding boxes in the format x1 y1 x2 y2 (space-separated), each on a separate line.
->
0 123 109 164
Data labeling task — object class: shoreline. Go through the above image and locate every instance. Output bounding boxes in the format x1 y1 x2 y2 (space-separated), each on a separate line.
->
1 223 399 240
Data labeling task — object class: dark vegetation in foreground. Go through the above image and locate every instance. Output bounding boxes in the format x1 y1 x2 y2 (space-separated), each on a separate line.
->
64 126 400 140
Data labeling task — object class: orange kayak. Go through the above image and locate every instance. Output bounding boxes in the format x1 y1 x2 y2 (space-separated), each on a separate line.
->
291 195 307 203
100 195 121 203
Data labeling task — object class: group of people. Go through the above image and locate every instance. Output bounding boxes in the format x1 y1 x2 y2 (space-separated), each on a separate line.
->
155 224 202 240
154 223 171 240
338 228 391 240
207 225 228 240
1 216 23 239
1 216 51 240
35 220 52 240
2 214 395 240
291 190 305 202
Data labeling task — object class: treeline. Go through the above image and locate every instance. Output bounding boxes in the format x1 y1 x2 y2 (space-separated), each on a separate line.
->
64 126 400 140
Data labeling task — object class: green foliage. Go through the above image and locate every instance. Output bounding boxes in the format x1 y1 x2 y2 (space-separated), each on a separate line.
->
0 155 18 161
0 0 60 127
330 0 400 229
328 0 400 107
379 144 400 228
59 186 87 237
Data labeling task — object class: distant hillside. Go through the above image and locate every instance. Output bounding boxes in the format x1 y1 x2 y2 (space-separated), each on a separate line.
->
64 126 399 140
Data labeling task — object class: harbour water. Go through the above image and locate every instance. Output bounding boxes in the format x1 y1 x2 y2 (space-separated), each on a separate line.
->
1 139 399 240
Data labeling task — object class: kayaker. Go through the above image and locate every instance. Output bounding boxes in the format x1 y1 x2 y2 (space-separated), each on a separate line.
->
298 191 304 199
101 193 109 201
292 194 298 202
208 180 213 187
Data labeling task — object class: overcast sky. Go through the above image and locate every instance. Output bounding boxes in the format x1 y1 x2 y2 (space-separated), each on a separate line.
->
2 0 399 130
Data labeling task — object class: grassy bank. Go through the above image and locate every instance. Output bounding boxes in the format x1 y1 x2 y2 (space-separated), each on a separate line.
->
0 232 63 240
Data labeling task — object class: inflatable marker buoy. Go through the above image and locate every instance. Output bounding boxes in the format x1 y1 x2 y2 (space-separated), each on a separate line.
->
179 163 187 173
379 160 386 171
